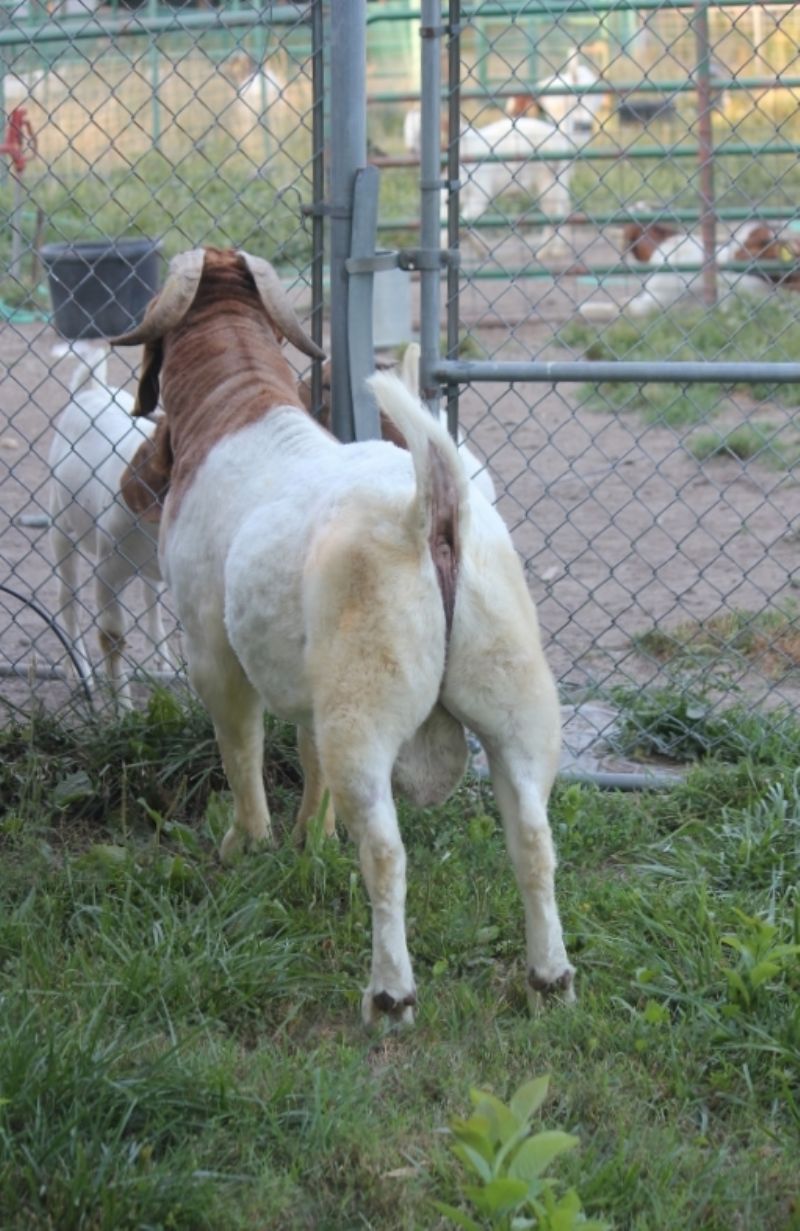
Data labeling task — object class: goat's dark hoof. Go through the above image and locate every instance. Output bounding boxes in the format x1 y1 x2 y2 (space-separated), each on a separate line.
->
373 989 417 1014
527 965 576 1009
362 987 416 1028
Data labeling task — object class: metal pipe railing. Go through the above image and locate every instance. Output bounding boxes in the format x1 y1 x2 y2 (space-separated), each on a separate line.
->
370 140 800 168
434 358 800 384
309 0 324 412
366 76 800 105
0 5 309 46
436 260 800 279
375 206 800 231
366 0 800 19
461 0 800 15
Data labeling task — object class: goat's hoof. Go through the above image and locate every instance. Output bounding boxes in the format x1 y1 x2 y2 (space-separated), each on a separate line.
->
527 964 576 1010
362 987 417 1029
219 825 272 865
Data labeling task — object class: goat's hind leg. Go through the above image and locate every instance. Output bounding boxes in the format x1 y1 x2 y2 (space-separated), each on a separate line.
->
444 626 575 1005
290 725 336 847
311 632 440 1027
141 579 176 674
485 736 575 1006
318 731 417 1028
187 638 273 862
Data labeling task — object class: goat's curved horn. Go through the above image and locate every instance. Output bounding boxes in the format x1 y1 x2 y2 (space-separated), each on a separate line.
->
238 250 326 360
109 248 206 346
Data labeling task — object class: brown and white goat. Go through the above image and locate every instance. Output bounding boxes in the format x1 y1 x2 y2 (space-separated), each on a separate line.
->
112 247 574 1025
580 218 800 321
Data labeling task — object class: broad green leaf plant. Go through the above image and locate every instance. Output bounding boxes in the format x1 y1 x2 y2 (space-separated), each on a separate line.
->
434 1076 611 1230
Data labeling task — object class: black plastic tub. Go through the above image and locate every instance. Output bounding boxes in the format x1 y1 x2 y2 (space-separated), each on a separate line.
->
39 238 162 339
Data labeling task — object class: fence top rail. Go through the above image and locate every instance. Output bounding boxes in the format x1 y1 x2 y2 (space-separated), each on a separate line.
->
0 4 309 47
369 78 800 105
434 359 800 385
462 0 800 14
367 0 800 18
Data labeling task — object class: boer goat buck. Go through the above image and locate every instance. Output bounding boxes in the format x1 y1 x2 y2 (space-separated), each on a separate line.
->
111 248 574 1024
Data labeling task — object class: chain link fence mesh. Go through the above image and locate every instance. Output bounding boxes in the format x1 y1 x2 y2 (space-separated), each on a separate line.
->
2 1 800 764
1 0 318 714
410 1 800 762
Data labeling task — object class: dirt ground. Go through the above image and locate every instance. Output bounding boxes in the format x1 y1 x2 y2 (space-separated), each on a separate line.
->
3 289 800 760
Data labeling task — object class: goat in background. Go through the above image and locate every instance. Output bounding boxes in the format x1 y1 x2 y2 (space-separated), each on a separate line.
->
580 218 800 321
404 101 593 257
47 341 175 705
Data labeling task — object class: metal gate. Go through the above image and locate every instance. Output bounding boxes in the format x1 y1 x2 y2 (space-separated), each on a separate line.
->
409 0 800 760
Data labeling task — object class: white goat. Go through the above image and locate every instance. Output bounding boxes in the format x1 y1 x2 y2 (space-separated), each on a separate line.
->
404 107 589 255
226 50 283 113
48 341 174 704
459 113 587 255
111 248 574 1026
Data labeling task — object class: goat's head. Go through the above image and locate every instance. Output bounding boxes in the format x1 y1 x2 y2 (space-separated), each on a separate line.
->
623 220 680 263
110 247 325 416
729 222 800 289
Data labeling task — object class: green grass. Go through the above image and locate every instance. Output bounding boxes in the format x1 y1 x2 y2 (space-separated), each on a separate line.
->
688 423 787 464
1 689 798 1228
560 295 800 430
572 122 800 221
1 143 315 288
631 607 800 688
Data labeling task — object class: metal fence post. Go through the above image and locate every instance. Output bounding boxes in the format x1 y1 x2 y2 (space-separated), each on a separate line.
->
445 0 461 438
694 0 717 306
328 0 367 443
418 0 444 415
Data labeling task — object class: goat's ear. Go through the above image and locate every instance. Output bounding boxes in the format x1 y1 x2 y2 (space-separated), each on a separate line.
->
120 415 172 522
622 222 647 258
132 340 163 416
737 224 778 260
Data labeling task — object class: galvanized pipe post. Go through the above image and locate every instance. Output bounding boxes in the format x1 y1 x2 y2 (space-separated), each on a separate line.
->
419 0 444 415
309 0 325 411
445 0 461 438
329 0 367 442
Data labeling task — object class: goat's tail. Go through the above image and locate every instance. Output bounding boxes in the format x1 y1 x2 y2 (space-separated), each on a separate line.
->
52 340 110 394
366 370 471 551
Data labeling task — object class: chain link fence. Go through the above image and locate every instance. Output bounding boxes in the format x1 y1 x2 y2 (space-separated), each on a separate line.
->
1 0 320 713
407 0 800 763
2 1 800 764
